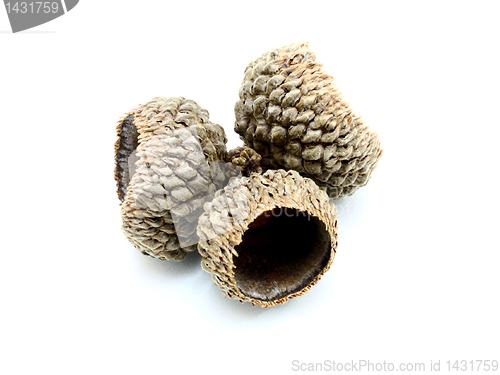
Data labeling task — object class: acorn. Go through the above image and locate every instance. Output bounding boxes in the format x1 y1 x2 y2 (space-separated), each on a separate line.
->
234 43 383 199
114 97 229 261
197 169 338 307
225 146 263 177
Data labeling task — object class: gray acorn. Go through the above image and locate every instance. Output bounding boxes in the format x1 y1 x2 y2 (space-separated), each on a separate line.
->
234 43 383 199
114 97 228 261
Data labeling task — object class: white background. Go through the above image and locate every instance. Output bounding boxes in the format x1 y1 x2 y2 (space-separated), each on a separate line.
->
1 1 499 374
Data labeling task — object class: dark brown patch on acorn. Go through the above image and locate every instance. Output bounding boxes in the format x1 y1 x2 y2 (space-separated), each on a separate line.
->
115 114 138 202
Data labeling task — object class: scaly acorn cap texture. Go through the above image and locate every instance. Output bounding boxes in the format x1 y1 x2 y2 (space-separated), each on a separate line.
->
114 97 229 261
197 169 338 307
225 146 263 177
234 43 383 199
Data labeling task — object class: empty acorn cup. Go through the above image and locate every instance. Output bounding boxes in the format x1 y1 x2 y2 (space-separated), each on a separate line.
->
197 169 338 307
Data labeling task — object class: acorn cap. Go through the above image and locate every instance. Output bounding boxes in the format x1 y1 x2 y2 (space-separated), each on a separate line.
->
197 169 338 307
225 146 263 177
234 43 383 199
115 97 229 261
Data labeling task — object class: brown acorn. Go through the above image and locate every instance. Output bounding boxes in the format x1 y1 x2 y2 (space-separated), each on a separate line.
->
114 97 229 261
234 43 383 199
197 169 338 307
225 146 263 177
